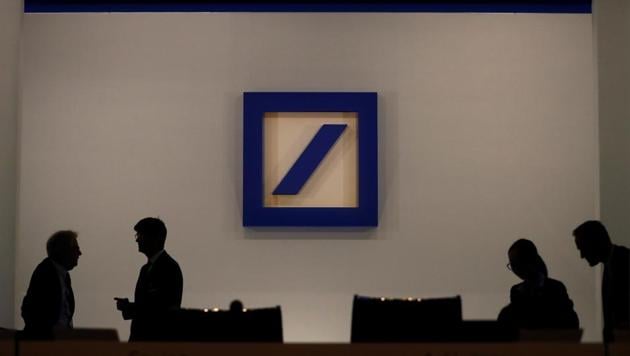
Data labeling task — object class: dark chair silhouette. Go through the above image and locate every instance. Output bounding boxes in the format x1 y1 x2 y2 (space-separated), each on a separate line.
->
351 294 462 342
0 328 16 340
160 300 283 342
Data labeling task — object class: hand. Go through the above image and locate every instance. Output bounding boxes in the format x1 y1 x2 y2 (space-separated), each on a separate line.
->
114 297 130 311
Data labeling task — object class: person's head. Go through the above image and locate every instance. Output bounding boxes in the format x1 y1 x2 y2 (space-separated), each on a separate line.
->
507 239 548 282
46 230 81 271
134 217 167 257
573 220 612 266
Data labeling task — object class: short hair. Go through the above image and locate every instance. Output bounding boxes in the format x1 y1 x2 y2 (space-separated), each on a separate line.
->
46 230 78 259
508 238 548 278
573 220 611 244
509 238 538 256
134 217 167 245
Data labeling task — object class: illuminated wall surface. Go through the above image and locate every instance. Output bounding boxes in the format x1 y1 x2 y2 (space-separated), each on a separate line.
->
15 2 598 341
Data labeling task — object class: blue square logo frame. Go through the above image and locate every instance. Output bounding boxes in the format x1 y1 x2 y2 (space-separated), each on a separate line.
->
243 92 378 227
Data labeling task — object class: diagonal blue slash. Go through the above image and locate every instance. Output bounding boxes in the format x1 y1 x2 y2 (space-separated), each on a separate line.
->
273 124 347 195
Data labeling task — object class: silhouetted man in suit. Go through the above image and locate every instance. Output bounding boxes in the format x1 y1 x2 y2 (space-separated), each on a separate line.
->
573 220 630 342
116 217 183 341
21 230 82 339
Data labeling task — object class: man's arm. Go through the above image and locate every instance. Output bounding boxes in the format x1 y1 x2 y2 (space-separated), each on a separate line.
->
22 262 60 332
115 298 136 320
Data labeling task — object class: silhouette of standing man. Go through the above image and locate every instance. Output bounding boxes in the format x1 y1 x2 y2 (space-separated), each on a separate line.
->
21 230 82 339
573 220 630 342
116 217 183 341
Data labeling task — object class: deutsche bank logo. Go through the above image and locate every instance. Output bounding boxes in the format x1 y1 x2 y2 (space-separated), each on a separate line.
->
243 92 377 227
272 123 348 196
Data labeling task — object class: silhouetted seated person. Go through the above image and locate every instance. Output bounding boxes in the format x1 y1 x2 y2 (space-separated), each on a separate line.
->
498 239 579 330
21 231 82 340
115 217 183 341
230 300 244 313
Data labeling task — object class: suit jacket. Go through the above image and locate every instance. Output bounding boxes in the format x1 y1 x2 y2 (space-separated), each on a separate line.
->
21 257 74 339
603 245 630 342
126 251 183 341
498 278 579 330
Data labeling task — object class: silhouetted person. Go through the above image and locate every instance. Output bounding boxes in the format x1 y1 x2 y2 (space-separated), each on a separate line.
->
116 217 183 341
498 239 579 330
573 220 629 342
230 300 244 313
21 230 82 339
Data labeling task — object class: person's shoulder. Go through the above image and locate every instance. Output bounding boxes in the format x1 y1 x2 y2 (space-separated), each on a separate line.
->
546 278 566 288
33 258 55 274
611 245 630 265
614 244 630 256
28 258 59 288
155 251 183 282
157 251 181 269
545 278 569 295
510 282 525 297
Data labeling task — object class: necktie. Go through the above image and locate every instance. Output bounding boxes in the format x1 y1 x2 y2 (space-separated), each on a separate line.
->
65 273 75 327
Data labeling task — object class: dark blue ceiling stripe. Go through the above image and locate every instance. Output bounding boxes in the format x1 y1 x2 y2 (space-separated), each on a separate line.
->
25 1 592 13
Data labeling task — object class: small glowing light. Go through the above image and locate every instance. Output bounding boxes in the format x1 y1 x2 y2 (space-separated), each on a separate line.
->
243 308 248 312
380 297 386 302
212 308 220 312
203 308 209 313
407 297 414 301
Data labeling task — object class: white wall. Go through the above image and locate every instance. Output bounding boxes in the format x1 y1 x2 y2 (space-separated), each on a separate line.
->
17 12 598 341
0 0 21 328
596 0 630 248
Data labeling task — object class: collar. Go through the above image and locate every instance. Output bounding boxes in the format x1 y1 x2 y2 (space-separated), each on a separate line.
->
521 274 545 289
148 249 165 264
50 258 68 275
